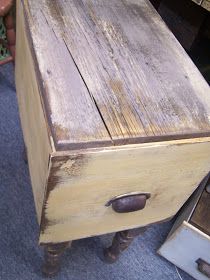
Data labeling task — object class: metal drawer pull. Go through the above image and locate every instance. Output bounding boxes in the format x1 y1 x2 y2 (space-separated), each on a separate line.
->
106 193 151 213
196 258 210 278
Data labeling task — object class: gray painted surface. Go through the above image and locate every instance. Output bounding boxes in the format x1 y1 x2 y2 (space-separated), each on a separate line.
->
159 222 210 280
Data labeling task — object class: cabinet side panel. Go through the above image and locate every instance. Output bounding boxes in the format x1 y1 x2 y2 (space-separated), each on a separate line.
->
15 0 52 222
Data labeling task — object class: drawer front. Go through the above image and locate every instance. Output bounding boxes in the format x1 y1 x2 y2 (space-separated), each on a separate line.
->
159 222 210 280
39 138 210 243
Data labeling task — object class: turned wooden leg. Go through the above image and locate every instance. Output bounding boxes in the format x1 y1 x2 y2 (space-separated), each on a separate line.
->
104 227 147 264
42 242 71 277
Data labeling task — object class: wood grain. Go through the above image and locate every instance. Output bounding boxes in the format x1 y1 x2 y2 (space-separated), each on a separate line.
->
21 0 112 149
23 0 210 150
39 137 210 243
15 0 52 222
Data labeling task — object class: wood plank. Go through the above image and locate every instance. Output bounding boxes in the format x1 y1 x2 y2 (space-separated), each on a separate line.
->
24 0 210 149
39 137 210 243
22 0 112 149
15 0 53 222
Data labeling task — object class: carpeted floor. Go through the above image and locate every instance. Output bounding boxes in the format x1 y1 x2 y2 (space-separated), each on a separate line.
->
0 63 194 280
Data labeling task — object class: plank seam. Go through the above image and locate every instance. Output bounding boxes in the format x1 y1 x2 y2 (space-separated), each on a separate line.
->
62 37 114 144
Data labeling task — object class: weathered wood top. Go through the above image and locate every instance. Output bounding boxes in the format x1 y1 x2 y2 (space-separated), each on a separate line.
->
22 0 210 150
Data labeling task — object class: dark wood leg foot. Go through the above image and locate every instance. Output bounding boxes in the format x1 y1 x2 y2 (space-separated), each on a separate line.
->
104 227 146 264
42 242 71 277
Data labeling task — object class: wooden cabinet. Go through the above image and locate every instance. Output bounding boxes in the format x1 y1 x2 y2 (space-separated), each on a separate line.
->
159 178 210 280
15 0 210 274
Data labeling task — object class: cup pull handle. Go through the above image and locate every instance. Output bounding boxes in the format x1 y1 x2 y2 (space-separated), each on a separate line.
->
106 193 151 213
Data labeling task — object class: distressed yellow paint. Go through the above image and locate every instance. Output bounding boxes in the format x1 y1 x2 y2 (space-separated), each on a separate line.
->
40 138 210 243
15 0 52 222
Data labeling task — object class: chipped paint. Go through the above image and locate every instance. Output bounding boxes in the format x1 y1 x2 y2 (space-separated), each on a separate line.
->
60 159 76 175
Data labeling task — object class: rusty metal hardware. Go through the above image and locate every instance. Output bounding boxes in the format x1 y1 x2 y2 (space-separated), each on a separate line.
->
196 258 210 278
106 192 151 213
